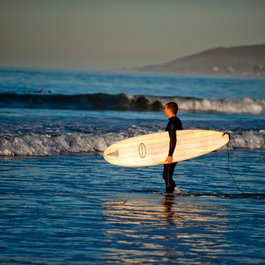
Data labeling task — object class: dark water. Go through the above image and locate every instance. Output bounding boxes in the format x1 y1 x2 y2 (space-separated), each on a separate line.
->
0 150 265 264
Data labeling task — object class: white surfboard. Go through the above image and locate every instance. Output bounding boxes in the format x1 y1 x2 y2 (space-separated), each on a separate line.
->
103 130 229 167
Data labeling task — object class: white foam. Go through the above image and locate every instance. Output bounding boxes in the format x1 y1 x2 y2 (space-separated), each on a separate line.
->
0 133 125 156
228 130 265 149
0 130 264 157
146 96 265 114
178 97 265 114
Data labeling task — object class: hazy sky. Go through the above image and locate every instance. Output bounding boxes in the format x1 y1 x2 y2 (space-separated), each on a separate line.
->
1 0 265 71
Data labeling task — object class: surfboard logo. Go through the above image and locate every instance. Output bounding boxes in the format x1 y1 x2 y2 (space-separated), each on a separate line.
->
138 143 146 158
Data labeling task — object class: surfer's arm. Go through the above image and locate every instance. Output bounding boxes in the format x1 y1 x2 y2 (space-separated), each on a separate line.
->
168 124 177 157
165 124 176 164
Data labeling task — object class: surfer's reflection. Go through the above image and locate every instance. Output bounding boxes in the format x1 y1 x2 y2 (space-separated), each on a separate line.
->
102 194 228 264
162 195 176 225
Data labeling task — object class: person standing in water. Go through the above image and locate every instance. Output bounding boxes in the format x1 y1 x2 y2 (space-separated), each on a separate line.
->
163 102 182 193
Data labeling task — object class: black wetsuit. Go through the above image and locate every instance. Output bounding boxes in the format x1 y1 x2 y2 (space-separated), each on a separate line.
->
163 116 182 193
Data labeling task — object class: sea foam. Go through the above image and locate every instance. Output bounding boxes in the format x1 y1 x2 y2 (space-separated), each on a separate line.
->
0 130 264 157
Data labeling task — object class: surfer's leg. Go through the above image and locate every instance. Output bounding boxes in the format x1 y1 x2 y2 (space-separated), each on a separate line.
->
163 162 177 193
168 162 177 192
162 164 169 191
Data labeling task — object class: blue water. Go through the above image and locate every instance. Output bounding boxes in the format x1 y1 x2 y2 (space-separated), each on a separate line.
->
0 68 265 264
1 68 265 99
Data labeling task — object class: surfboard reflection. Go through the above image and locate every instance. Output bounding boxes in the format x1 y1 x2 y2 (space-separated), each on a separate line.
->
102 193 229 263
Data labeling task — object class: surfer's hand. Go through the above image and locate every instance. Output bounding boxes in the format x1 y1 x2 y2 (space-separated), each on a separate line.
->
165 156 173 164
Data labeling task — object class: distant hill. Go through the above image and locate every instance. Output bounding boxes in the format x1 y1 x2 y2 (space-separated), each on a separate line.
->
133 44 265 77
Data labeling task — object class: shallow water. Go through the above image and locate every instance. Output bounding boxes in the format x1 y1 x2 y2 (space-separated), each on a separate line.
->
0 150 264 264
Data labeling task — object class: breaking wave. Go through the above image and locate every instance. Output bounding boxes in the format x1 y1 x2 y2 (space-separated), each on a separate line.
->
0 93 264 114
0 130 264 157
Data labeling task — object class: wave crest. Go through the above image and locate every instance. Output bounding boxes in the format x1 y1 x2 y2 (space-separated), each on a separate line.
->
0 93 264 114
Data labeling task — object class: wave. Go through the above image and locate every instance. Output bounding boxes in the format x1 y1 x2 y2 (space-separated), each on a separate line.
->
0 93 264 114
0 130 264 157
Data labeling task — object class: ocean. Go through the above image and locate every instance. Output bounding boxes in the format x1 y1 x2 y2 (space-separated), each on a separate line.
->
0 68 265 264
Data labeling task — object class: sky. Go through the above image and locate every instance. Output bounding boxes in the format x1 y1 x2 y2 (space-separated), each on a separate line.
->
0 0 265 71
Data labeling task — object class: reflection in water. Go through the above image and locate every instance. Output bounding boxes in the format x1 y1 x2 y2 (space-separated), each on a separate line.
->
163 195 176 225
102 193 229 264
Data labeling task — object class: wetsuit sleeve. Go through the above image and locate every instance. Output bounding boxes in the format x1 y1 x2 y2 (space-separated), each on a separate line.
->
168 123 177 156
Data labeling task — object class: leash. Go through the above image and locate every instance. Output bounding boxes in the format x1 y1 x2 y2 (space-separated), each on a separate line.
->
225 133 247 194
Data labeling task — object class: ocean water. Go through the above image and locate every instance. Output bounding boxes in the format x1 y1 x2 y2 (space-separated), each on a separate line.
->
0 68 265 264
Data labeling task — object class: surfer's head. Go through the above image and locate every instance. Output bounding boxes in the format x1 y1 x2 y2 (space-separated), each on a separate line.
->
165 102 178 116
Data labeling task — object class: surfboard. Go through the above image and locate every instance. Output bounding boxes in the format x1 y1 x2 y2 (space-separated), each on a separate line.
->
103 130 229 167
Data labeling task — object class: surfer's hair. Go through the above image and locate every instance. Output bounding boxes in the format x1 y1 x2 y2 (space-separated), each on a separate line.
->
166 102 178 114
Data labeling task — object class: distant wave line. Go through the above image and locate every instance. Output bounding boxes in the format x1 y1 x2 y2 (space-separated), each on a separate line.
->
0 93 264 114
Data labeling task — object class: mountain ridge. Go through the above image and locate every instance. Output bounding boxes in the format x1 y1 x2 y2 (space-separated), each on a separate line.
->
132 44 265 77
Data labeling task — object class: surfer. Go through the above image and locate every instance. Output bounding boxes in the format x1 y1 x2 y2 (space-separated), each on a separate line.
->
163 102 182 193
